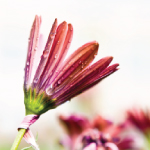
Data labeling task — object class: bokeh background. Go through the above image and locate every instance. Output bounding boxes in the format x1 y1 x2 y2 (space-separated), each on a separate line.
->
0 0 150 149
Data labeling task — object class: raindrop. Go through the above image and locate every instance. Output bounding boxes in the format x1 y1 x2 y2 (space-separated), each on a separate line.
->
46 87 53 95
50 32 55 38
50 84 53 89
68 40 71 43
34 78 38 83
55 54 57 59
58 80 61 84
79 61 82 64
27 62 29 65
43 50 49 58
81 63 84 69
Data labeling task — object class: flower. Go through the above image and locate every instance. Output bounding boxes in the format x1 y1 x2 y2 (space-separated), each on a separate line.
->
127 108 150 138
59 114 137 150
59 115 90 149
12 15 120 150
24 15 119 116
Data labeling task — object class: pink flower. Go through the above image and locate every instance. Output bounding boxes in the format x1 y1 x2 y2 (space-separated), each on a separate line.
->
59 114 137 150
24 15 119 115
127 108 150 136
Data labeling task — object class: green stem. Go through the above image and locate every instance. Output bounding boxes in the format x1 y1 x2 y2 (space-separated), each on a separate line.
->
11 129 26 150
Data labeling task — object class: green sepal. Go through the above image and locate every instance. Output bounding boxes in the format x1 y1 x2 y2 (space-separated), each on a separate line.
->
24 87 56 115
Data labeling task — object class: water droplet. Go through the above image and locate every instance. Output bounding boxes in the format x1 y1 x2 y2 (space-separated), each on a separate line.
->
45 84 54 95
79 61 82 64
81 63 84 69
55 54 57 59
58 80 61 84
68 40 71 43
27 62 29 65
34 78 38 83
50 32 55 38
34 47 37 51
85 61 87 64
36 37 39 40
50 84 53 89
43 50 49 58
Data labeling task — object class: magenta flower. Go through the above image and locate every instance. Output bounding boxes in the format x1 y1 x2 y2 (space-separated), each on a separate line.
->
24 16 119 116
59 115 90 149
59 114 137 150
11 15 119 150
127 108 150 136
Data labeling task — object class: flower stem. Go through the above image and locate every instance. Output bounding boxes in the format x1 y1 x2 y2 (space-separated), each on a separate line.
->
11 129 26 150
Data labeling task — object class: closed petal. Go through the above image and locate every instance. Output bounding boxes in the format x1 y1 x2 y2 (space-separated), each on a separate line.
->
45 24 73 88
46 41 99 95
24 15 41 90
32 19 58 88
37 21 68 92
53 63 119 106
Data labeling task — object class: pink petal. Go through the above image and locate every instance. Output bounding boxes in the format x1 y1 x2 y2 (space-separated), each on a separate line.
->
24 15 41 90
46 41 99 95
45 23 73 87
36 21 68 92
32 18 58 89
53 62 119 106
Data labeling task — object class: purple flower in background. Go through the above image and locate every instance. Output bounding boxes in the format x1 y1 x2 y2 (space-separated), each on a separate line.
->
24 15 119 115
127 108 150 136
59 115 137 150
59 115 90 149
127 108 150 150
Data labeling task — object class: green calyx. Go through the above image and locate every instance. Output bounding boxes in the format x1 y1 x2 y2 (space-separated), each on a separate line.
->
24 87 56 115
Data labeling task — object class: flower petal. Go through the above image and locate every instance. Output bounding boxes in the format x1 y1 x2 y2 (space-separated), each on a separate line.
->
44 23 73 89
52 56 113 98
24 15 41 90
32 18 58 88
36 21 68 92
46 41 99 95
53 61 119 106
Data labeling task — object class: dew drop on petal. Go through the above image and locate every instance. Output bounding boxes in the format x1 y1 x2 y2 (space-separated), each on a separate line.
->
46 84 53 95
27 62 29 65
55 54 57 59
43 50 49 58
58 80 61 84
79 61 82 64
34 78 38 83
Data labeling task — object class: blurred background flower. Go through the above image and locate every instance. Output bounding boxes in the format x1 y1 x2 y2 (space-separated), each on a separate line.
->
1 0 150 149
59 114 139 150
127 108 150 149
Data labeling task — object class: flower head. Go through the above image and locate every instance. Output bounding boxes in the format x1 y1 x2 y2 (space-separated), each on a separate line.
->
59 114 137 150
59 115 90 137
24 15 119 115
127 108 150 136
